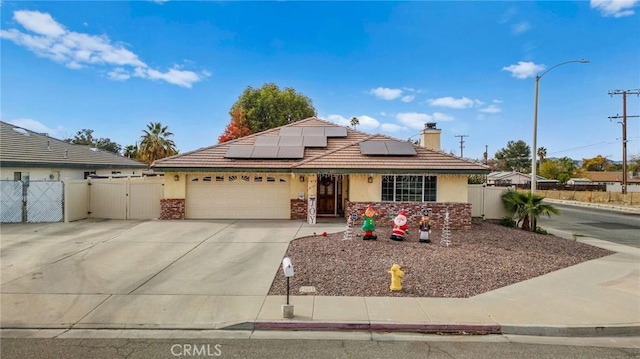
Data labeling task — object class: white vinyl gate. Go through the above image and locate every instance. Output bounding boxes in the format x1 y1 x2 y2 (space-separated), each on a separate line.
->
89 178 163 220
0 180 64 223
468 184 511 219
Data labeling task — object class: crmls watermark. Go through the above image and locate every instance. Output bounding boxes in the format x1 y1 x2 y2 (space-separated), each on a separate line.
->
171 344 222 357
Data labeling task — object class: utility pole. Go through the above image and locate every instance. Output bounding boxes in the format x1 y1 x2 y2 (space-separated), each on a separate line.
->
484 144 489 165
455 135 468 158
608 89 640 194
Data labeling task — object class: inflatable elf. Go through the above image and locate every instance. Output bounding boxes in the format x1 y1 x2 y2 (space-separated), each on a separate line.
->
361 205 379 240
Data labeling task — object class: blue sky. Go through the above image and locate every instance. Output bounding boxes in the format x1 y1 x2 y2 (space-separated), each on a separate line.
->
1 1 639 162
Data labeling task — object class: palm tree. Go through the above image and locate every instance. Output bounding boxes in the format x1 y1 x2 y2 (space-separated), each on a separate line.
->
501 190 560 231
124 144 139 159
350 116 359 130
537 147 547 165
139 122 178 164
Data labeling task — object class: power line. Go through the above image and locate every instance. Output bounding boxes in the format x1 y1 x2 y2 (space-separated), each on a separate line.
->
608 89 640 194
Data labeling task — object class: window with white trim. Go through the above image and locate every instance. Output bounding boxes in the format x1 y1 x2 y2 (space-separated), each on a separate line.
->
381 175 437 202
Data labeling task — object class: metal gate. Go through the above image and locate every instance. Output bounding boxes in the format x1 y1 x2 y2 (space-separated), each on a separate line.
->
0 180 64 223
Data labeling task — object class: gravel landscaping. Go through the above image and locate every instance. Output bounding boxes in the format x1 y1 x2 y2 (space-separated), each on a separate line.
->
268 221 614 298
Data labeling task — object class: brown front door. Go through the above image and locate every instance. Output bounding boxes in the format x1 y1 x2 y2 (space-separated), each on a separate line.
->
317 176 335 215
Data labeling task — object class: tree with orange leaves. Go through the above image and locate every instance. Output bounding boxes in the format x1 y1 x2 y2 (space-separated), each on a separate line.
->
218 107 252 143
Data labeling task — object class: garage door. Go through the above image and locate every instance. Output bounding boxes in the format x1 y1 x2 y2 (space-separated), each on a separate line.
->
186 174 291 219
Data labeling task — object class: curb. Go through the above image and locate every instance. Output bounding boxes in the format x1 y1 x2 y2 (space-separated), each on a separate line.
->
253 321 640 337
254 322 501 335
543 198 640 214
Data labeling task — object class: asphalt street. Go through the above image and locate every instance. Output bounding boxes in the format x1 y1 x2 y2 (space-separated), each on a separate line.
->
2 338 639 359
538 203 640 248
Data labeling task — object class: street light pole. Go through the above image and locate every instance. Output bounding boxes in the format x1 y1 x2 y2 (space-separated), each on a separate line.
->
531 59 589 195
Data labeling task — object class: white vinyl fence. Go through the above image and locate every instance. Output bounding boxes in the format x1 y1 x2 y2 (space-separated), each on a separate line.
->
468 184 511 220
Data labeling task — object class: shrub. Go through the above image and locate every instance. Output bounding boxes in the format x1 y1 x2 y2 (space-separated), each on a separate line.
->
499 216 516 228
534 227 548 235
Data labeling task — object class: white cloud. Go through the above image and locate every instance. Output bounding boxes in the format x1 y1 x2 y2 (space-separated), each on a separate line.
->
368 87 403 100
0 10 208 88
493 99 503 103
474 99 485 106
591 0 638 17
152 0 169 3
324 114 380 131
477 114 486 121
511 21 531 34
479 104 502 114
427 96 476 109
499 7 518 24
8 118 66 138
401 95 415 103
380 123 404 132
433 112 455 122
502 61 545 79
396 112 433 130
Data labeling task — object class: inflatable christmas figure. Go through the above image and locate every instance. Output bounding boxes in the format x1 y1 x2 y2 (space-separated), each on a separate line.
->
390 209 409 241
419 208 431 243
361 205 379 240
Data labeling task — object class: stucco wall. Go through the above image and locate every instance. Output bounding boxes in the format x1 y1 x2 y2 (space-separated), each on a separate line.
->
349 174 382 202
438 174 469 203
290 174 307 200
164 172 186 199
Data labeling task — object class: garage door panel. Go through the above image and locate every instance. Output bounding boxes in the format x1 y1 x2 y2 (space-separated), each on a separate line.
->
186 175 290 219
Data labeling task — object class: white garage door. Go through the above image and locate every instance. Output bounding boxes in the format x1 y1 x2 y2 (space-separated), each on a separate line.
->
186 174 291 219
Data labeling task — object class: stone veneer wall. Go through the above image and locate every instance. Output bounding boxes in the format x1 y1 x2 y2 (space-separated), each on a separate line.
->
290 199 308 220
345 200 472 230
160 199 185 220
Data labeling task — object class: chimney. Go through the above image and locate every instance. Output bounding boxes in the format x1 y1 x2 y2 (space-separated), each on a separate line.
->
420 122 441 151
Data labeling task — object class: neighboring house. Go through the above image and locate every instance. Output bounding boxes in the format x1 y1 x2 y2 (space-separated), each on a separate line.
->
0 121 148 181
486 171 553 185
582 171 640 186
152 118 489 229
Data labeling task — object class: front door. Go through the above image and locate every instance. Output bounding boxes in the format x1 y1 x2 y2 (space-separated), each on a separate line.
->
317 176 336 215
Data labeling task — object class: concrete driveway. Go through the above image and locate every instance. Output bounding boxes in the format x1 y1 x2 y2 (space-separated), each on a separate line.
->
0 219 345 329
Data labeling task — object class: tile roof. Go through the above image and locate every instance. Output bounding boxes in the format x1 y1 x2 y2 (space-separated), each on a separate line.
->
0 121 148 169
153 117 490 174
582 171 640 183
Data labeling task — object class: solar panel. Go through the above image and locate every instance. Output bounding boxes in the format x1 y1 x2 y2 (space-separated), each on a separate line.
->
385 141 417 155
250 146 279 158
224 146 254 158
278 136 303 146
279 127 303 136
277 146 304 159
324 127 347 137
302 127 324 136
254 136 280 146
303 136 327 147
359 141 388 155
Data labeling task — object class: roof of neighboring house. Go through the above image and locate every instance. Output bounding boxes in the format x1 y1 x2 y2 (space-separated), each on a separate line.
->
153 117 490 174
568 178 592 182
0 121 148 169
582 171 640 184
487 171 548 180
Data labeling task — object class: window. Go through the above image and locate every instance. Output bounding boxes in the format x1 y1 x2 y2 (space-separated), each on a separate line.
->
14 172 21 181
382 175 437 202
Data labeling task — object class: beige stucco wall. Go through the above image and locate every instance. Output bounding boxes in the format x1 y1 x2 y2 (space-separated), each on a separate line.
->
290 174 307 200
438 174 469 203
164 172 186 199
348 174 382 202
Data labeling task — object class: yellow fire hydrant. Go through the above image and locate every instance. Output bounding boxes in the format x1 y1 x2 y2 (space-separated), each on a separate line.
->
388 264 404 291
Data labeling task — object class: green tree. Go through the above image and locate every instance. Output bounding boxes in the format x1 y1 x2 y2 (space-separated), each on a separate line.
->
350 116 359 129
468 174 486 184
557 156 577 183
495 140 531 172
65 129 122 155
537 147 547 164
539 160 560 180
629 153 640 173
228 83 316 134
581 155 609 171
501 190 560 232
123 144 139 159
139 122 178 164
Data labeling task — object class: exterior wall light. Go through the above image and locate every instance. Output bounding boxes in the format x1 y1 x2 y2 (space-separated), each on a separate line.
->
368 175 373 183
174 174 180 181
300 175 305 182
